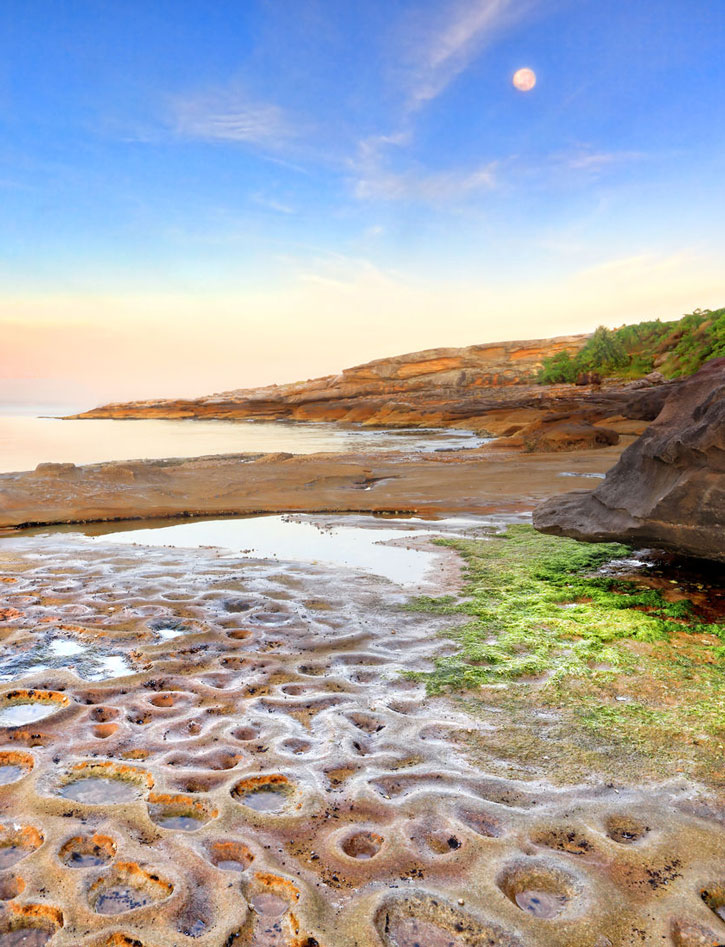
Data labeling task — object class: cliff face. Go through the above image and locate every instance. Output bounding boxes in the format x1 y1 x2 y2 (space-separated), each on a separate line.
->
70 335 590 426
534 358 725 561
69 332 683 452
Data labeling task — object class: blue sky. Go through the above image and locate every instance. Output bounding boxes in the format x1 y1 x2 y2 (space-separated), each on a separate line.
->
1 0 724 402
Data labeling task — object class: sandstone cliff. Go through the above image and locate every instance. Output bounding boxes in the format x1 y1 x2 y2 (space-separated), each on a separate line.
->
70 335 590 427
69 332 682 451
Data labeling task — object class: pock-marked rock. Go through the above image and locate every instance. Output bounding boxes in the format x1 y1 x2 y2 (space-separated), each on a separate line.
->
534 358 725 562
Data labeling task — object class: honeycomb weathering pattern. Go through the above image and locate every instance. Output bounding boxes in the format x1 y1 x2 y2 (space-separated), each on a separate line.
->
0 517 722 945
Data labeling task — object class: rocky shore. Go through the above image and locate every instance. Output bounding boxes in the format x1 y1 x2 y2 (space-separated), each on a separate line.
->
68 334 678 454
0 445 622 530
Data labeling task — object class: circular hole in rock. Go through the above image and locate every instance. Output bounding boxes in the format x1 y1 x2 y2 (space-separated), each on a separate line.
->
90 707 118 723
231 775 295 813
347 712 385 734
498 862 576 920
514 890 567 918
59 778 137 805
223 599 255 613
93 724 119 740
426 833 462 856
148 618 189 638
232 725 261 742
250 611 290 626
384 917 467 946
0 876 25 900
297 663 327 676
701 883 725 922
89 862 173 915
0 691 68 727
605 815 649 845
0 826 44 870
532 827 595 856
205 840 254 873
251 893 288 917
0 753 33 787
58 762 152 805
226 630 251 641
341 831 383 860
0 928 54 946
149 694 178 708
147 793 217 831
59 834 116 868
375 893 517 947
456 807 503 839
205 750 244 771
171 774 228 794
280 739 313 755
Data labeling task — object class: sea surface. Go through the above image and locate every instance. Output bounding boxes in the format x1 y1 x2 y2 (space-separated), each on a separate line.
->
0 405 488 474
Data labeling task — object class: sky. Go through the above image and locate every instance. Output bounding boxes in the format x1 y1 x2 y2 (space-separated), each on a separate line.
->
1 0 724 405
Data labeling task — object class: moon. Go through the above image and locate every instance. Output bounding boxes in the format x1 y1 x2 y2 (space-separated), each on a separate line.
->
513 67 536 92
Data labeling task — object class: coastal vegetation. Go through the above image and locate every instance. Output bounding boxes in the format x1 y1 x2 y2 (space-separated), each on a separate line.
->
408 526 725 783
537 306 725 383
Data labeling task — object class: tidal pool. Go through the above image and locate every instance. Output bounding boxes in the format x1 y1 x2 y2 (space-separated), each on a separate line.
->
79 513 512 587
0 644 132 685
0 704 59 727
58 778 139 805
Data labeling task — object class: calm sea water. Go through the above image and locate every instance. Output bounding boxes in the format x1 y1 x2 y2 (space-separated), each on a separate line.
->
0 406 488 474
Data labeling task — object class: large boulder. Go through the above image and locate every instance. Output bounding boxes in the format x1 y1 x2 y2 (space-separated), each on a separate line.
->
533 358 725 562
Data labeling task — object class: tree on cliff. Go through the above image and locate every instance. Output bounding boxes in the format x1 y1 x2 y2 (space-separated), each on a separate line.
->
537 351 578 384
580 326 628 372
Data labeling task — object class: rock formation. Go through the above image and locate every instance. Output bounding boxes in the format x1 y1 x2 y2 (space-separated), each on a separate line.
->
68 333 683 451
534 358 725 562
69 334 591 424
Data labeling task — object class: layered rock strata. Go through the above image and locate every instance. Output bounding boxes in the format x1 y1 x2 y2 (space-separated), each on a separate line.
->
68 334 682 452
69 335 591 424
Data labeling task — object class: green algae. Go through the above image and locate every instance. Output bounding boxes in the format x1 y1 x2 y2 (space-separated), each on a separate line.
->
408 525 725 784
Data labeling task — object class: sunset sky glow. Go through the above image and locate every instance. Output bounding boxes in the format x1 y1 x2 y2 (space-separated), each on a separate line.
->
1 0 724 405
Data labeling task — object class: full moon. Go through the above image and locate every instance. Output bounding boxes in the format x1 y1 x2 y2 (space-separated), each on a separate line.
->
513 67 536 91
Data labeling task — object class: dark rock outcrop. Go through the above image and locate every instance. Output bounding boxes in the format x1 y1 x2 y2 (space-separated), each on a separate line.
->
533 358 725 561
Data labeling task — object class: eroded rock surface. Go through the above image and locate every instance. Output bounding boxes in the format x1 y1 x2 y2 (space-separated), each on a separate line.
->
533 359 725 562
0 520 722 946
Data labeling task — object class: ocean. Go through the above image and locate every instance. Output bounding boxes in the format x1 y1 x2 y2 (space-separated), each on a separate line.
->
0 405 488 474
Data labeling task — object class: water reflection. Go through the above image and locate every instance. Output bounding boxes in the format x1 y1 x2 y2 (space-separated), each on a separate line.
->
0 411 489 474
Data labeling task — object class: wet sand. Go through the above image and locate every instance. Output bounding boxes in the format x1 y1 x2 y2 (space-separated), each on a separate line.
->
0 513 723 946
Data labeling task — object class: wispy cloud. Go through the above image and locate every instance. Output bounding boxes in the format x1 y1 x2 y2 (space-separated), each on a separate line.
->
564 147 645 173
403 0 539 110
344 0 539 204
354 161 497 202
250 193 296 215
171 87 296 146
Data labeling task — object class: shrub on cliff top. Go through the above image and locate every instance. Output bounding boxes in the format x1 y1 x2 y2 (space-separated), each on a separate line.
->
537 307 725 383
